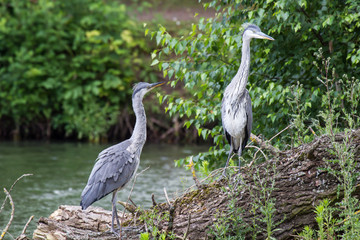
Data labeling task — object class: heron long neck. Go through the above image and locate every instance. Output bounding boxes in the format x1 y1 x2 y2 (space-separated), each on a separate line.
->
230 38 251 95
130 96 147 148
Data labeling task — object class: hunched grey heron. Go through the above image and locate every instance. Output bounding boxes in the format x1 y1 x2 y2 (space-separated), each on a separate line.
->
80 81 165 234
221 24 274 175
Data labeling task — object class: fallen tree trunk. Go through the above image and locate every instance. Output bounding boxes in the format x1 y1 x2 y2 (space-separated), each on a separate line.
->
33 129 360 239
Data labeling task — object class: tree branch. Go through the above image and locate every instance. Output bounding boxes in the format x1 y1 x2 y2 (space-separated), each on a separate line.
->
0 188 14 240
0 174 32 214
249 133 280 156
21 215 34 236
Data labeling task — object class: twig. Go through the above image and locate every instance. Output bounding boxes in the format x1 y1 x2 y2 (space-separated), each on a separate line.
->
309 126 318 136
0 188 14 240
249 133 279 156
247 145 268 168
248 125 291 161
163 188 171 207
126 166 149 207
268 124 293 142
151 193 157 207
119 166 150 237
118 201 137 214
0 174 32 214
163 188 177 233
20 215 34 236
336 209 360 226
187 156 201 189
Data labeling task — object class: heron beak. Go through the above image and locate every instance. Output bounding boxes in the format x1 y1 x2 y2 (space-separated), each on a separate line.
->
255 32 274 41
149 81 165 90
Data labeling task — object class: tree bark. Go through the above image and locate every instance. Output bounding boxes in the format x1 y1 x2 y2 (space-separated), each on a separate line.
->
33 129 360 239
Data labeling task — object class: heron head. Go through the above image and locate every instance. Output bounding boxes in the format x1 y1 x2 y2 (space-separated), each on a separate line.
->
132 81 165 99
242 23 274 41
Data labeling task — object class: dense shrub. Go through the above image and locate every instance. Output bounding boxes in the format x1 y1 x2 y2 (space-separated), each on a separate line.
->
150 0 360 168
0 0 156 140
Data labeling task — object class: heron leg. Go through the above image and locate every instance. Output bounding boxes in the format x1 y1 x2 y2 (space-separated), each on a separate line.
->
111 191 121 235
222 144 234 177
237 148 242 174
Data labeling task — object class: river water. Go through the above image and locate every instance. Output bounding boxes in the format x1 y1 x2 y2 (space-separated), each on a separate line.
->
0 141 208 238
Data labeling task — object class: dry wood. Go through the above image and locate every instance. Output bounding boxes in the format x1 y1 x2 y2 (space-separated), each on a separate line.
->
20 216 34 236
1 188 14 240
250 133 280 156
33 129 360 240
0 174 33 213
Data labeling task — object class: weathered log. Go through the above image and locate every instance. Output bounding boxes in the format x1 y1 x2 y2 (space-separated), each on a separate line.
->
33 129 360 239
33 205 141 240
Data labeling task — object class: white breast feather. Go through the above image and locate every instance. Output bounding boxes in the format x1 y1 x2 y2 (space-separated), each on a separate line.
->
222 102 247 138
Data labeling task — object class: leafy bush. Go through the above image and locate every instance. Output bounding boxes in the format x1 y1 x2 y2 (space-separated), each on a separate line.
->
149 0 360 168
0 0 156 140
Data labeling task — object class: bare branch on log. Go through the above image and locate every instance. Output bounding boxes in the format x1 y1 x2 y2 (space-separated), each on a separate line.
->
1 188 14 240
249 133 280 156
151 193 157 207
163 188 171 207
118 201 137 214
21 215 34 235
0 174 32 214
163 187 176 233
247 145 268 168
269 124 293 142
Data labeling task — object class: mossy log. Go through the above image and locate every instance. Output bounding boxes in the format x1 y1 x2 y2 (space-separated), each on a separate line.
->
33 129 360 240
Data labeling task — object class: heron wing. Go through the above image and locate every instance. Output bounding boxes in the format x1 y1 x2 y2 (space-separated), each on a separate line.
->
221 96 231 144
80 140 138 209
242 91 253 151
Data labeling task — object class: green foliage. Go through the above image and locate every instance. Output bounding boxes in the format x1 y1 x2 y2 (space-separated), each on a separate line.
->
298 199 336 240
139 207 175 239
0 0 156 140
297 50 360 239
247 160 282 239
208 179 249 239
149 0 360 169
140 232 150 240
208 158 281 239
286 82 316 147
314 199 336 239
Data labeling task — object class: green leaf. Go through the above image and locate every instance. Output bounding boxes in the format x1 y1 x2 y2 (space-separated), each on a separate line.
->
151 59 159 66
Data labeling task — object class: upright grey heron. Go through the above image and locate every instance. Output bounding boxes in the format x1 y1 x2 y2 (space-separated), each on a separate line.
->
221 24 274 175
80 81 165 234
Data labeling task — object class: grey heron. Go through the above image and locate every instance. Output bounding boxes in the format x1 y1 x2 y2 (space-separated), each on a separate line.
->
221 24 274 176
80 81 165 234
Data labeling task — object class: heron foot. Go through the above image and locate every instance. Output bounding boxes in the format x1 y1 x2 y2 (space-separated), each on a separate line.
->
109 227 121 237
220 167 230 180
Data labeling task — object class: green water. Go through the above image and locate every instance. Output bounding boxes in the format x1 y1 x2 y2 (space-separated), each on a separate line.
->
0 141 207 238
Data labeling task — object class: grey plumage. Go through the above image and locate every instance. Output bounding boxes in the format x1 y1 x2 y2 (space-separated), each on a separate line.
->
221 24 274 175
80 140 133 209
80 81 164 235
